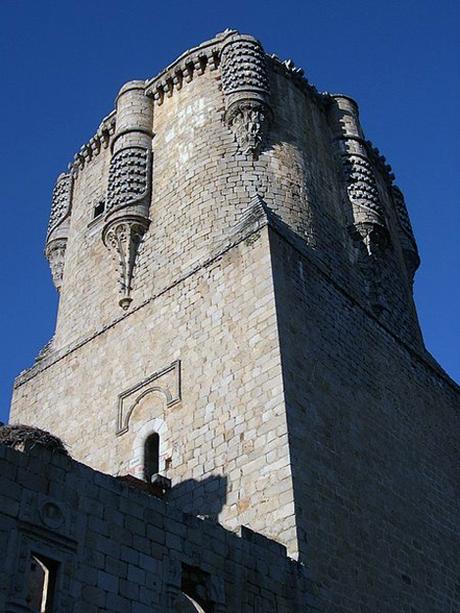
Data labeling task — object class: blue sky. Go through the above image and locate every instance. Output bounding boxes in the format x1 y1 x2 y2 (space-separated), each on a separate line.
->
1 0 458 422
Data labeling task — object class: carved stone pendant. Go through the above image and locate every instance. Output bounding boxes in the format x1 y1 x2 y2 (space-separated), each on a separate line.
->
45 238 67 292
103 219 148 310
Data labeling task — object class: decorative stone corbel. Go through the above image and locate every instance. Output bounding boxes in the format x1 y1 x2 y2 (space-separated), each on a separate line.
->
102 81 153 310
220 33 272 156
45 173 73 291
102 217 149 310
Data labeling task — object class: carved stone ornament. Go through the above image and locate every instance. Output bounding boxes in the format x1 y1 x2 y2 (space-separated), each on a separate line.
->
106 146 152 215
45 172 73 291
220 33 271 156
45 238 67 291
47 173 73 237
226 101 270 155
103 82 153 310
350 220 388 257
102 218 149 310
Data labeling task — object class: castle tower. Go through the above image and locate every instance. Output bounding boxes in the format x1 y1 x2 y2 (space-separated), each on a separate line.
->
10 30 459 612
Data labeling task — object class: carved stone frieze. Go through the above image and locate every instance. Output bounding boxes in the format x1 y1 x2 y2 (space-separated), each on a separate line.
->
220 34 271 156
102 218 149 310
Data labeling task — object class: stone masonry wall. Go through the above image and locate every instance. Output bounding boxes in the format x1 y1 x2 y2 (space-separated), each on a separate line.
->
269 226 460 613
0 442 319 612
11 227 301 558
47 32 420 353
9 31 458 612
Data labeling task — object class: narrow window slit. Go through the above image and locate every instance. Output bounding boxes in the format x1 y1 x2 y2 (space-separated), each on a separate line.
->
144 432 160 482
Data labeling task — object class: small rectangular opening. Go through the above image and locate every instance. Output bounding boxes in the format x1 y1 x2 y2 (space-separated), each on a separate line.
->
93 200 105 218
26 552 59 612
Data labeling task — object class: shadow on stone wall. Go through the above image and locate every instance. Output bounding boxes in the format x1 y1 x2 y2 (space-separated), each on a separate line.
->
167 474 228 522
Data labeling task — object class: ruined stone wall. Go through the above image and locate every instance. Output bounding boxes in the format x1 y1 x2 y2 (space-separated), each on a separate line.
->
269 227 459 613
0 443 319 612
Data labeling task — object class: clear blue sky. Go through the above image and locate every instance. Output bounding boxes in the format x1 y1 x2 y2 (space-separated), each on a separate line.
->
1 0 458 422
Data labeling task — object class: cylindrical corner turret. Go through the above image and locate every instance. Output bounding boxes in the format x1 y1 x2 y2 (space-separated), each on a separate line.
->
112 80 154 153
329 94 388 255
45 172 73 292
220 33 272 156
102 80 154 310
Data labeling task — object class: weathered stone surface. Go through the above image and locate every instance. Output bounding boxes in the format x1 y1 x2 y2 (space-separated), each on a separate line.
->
8 29 460 612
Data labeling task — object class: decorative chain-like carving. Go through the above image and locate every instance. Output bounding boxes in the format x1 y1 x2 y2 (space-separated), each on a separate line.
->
342 154 382 216
103 219 148 310
221 39 270 95
221 34 271 156
45 173 73 292
106 147 151 213
47 173 72 237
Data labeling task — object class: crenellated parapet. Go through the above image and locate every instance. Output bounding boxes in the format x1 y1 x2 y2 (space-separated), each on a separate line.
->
69 112 115 176
144 34 222 104
45 172 73 291
102 81 153 310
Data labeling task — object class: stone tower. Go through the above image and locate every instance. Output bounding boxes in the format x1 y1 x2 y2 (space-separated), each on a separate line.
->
9 30 459 612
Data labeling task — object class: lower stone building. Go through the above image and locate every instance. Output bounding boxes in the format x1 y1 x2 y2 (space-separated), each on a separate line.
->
0 435 319 612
